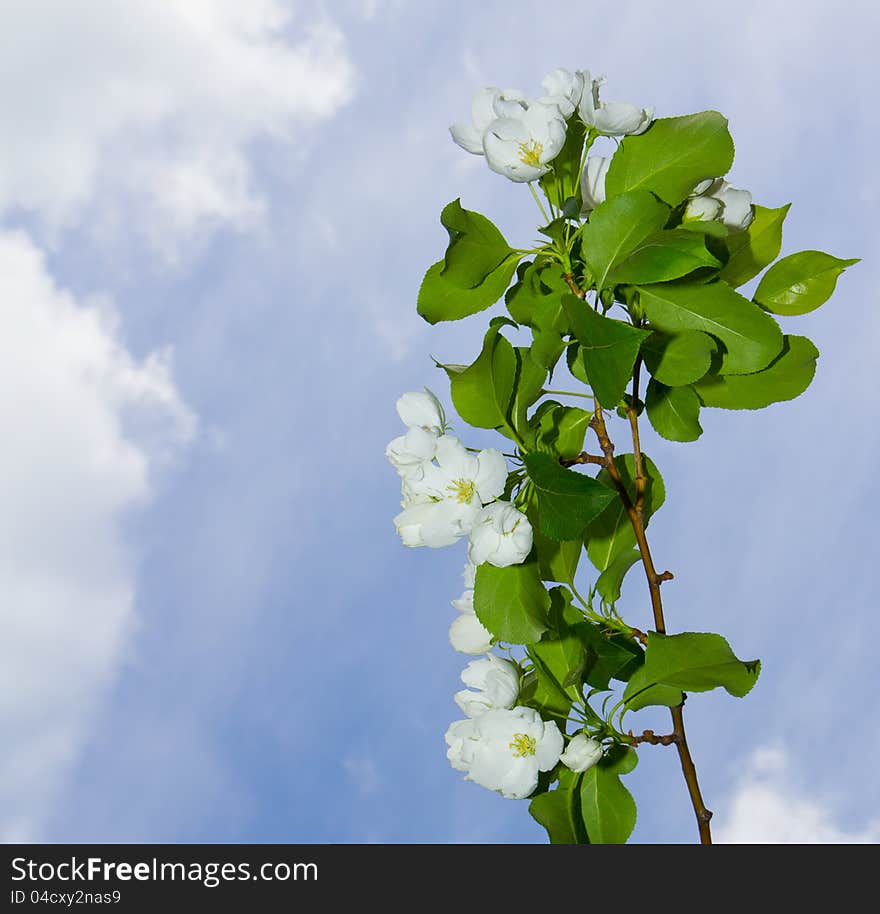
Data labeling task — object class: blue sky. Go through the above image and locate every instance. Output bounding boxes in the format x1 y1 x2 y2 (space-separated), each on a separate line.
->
2 0 878 843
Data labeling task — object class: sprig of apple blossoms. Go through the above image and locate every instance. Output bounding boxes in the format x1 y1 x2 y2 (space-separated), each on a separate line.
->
391 63 857 844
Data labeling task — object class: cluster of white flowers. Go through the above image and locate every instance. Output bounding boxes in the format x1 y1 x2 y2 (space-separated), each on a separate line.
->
450 68 653 183
388 390 605 800
387 390 533 566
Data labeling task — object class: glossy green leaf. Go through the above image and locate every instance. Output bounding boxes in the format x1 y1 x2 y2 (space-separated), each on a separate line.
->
525 489 582 586
581 191 670 291
605 229 722 286
533 403 593 459
447 322 517 429
720 203 790 287
645 380 703 442
695 335 818 410
629 631 761 698
642 330 716 387
596 549 642 604
530 770 588 844
754 250 859 316
566 342 590 386
605 111 734 206
418 200 520 323
524 452 618 541
530 587 587 701
562 294 652 407
505 261 570 333
621 664 683 711
419 258 519 324
474 555 550 645
638 280 783 375
580 746 638 844
511 346 547 440
576 623 644 689
585 454 665 572
439 199 517 286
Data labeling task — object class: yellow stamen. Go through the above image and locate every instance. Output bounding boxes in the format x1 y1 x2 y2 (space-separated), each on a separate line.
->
447 478 476 505
509 733 537 758
517 139 544 168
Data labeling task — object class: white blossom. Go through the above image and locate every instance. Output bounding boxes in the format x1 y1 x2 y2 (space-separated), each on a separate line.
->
450 86 503 155
538 68 584 118
684 178 754 232
483 105 567 183
454 655 520 718
468 501 533 567
394 436 507 549
396 389 446 434
577 71 653 136
560 733 604 773
445 706 564 799
580 155 610 214
449 562 493 654
385 426 438 479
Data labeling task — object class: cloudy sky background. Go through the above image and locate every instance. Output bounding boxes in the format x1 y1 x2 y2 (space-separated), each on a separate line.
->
2 0 878 843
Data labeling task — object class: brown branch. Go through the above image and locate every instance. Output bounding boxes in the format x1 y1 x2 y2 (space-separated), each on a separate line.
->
560 451 605 468
591 395 713 844
628 729 677 747
563 274 587 299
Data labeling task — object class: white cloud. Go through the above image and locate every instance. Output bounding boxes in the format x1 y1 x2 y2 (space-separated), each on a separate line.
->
716 746 880 844
0 231 195 839
0 0 355 250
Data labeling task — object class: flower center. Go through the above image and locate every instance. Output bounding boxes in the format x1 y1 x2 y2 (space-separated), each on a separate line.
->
517 140 544 168
447 478 476 505
508 733 537 758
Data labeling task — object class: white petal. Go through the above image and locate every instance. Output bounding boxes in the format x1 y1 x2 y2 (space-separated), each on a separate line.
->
472 86 502 130
474 448 507 503
535 720 565 771
449 613 493 654
684 196 723 222
581 155 610 213
396 389 445 431
717 184 754 232
450 123 485 155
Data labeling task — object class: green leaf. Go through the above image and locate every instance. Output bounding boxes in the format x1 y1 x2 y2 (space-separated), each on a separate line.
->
642 330 716 387
581 191 670 291
417 200 520 323
638 280 783 375
530 330 567 370
418 258 519 324
505 261 570 333
532 403 593 459
577 623 644 689
645 380 703 442
596 549 642 604
580 746 638 844
524 452 618 541
605 111 735 206
530 587 587 702
720 203 790 287
621 664 683 712
585 454 665 572
511 346 548 440
754 250 859 316
474 555 550 644
524 486 582 585
605 229 722 286
530 770 588 844
566 342 590 386
562 294 652 407
630 631 761 698
695 335 818 410
447 322 517 430
439 199 517 287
